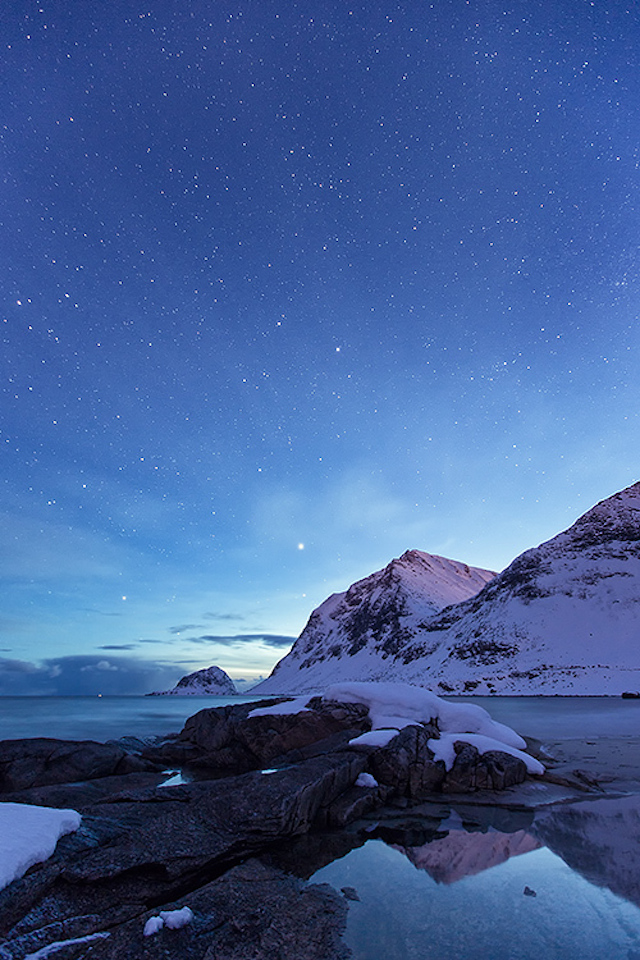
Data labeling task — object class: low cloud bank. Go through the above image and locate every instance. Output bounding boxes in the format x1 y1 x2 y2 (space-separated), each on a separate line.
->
0 655 182 696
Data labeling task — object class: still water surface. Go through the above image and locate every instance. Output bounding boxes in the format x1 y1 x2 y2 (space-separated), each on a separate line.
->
0 695 260 741
1 694 639 742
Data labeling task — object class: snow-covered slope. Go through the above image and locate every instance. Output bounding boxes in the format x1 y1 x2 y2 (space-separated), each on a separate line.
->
398 481 640 695
253 550 496 694
254 482 640 696
153 665 236 696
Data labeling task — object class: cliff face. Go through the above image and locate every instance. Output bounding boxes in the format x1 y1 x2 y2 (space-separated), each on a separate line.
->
254 482 640 696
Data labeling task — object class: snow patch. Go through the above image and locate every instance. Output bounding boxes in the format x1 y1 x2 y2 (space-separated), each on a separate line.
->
248 695 312 718
428 733 545 775
349 729 400 748
23 932 110 960
144 906 194 936
0 802 82 892
355 772 379 788
325 681 526 750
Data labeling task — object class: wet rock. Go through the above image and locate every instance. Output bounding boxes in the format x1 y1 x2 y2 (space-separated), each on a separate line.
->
341 886 360 902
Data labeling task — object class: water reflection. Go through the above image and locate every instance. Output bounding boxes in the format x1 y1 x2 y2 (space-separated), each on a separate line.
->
393 825 541 884
533 795 640 908
297 796 640 960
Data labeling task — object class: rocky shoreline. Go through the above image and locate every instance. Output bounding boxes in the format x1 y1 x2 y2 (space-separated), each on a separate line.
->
0 692 592 960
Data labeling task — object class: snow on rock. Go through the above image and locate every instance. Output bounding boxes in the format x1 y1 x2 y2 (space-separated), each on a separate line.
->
0 802 82 892
349 729 401 749
355 772 379 788
152 665 237 696
143 916 165 937
328 680 541 771
248 695 312 718
253 550 496 694
324 681 526 750
428 733 545 775
23 932 110 960
144 906 194 936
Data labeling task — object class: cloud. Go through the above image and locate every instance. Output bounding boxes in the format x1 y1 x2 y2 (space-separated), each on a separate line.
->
98 644 138 650
169 624 205 635
185 633 296 649
0 655 182 696
202 612 245 622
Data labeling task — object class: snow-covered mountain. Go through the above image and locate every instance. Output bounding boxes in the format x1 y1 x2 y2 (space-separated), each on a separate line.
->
253 482 640 696
398 481 640 695
253 550 496 695
152 665 237 696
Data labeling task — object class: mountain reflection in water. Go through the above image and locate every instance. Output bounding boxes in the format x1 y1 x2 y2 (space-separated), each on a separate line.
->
281 796 640 960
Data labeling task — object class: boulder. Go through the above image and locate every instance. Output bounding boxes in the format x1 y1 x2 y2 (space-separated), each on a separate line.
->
364 724 446 798
442 742 527 793
143 699 371 773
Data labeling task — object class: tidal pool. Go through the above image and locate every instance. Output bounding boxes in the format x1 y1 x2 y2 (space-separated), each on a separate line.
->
311 804 640 960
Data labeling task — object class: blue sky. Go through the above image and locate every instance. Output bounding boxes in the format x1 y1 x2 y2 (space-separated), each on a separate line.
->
1 0 638 693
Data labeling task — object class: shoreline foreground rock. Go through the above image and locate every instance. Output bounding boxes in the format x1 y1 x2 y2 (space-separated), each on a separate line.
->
0 683 545 960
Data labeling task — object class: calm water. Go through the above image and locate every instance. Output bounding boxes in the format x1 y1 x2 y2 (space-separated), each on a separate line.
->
312 832 640 960
1 694 639 743
0 695 261 742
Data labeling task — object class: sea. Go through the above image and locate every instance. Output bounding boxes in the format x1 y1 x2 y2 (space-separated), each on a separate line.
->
2 694 640 959
1 693 640 743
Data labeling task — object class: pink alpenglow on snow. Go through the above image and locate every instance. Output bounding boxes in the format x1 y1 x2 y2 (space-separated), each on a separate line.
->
0 802 82 892
253 550 496 695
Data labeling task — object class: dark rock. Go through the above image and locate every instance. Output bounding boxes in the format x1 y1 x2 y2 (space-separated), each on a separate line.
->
442 742 527 793
365 724 446 798
523 886 537 897
0 751 367 943
3 771 170 811
76 859 350 960
143 699 371 774
341 886 360 902
0 738 161 794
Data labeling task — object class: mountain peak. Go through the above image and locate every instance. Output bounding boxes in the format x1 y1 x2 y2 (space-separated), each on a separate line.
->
253 551 496 694
253 482 640 697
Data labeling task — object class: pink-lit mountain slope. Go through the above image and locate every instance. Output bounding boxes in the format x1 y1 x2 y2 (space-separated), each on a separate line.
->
254 482 640 696
253 551 496 695
397 481 640 695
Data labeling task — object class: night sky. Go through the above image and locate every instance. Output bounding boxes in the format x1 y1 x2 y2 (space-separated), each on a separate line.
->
2 1 638 694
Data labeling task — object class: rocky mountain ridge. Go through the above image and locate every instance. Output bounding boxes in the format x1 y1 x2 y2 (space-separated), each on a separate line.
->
254 482 640 696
